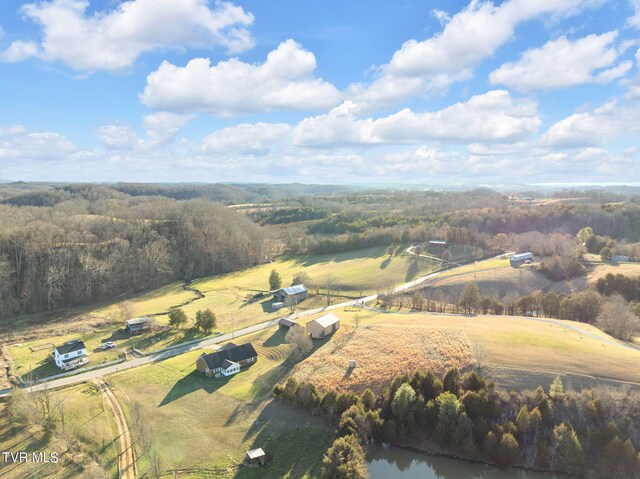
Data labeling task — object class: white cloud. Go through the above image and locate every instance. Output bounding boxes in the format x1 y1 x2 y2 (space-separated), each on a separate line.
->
348 0 606 110
143 112 194 145
629 0 640 28
98 125 139 150
1 0 254 71
0 40 39 62
201 123 291 156
0 126 77 161
140 39 341 115
293 90 540 147
490 31 632 90
542 101 640 147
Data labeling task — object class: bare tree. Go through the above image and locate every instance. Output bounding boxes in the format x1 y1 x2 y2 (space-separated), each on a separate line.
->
597 295 640 341
285 326 313 357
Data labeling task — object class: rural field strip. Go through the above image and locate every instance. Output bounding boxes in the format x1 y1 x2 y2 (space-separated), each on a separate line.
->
25 253 561 393
100 381 137 479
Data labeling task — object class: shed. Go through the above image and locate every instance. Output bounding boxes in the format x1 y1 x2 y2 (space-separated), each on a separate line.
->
125 317 151 335
306 313 341 339
245 448 266 465
278 317 299 329
273 284 308 305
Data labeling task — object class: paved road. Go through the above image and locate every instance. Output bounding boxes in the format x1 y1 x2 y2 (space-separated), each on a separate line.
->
25 254 504 393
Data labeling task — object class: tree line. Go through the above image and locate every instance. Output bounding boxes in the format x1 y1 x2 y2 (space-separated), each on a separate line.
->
0 193 268 318
273 370 640 478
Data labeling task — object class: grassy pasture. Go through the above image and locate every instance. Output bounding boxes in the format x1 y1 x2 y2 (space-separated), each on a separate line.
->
296 309 640 391
111 328 333 478
0 383 118 479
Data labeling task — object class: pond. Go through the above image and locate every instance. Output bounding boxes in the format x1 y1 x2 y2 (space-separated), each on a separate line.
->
368 446 566 479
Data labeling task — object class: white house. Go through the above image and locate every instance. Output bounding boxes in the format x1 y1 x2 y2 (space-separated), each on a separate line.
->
53 340 88 370
220 359 241 377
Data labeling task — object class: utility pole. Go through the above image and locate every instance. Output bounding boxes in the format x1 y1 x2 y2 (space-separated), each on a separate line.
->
231 315 235 339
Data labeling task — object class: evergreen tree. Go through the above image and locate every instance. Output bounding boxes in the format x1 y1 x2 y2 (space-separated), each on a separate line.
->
269 269 282 291
321 434 368 479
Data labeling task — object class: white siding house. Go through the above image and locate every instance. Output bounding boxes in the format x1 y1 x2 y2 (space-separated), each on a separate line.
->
53 340 88 370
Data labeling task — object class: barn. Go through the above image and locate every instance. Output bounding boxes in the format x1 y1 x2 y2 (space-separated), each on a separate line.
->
273 284 308 305
306 313 341 339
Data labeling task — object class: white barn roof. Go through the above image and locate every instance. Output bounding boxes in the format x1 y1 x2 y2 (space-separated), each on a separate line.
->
310 313 341 328
280 284 307 295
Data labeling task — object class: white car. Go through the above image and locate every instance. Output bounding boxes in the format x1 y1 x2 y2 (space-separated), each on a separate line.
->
100 341 116 349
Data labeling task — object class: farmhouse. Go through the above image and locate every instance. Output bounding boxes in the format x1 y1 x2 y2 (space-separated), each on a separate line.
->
195 342 258 378
273 284 308 305
306 313 341 339
125 317 151 335
53 340 88 370
510 252 534 267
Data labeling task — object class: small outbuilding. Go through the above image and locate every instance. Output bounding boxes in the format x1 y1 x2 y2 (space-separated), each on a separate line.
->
125 317 151 335
245 448 266 466
273 284 308 305
306 313 341 339
278 317 300 329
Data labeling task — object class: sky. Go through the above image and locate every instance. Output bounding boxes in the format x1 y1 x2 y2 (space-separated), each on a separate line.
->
0 0 639 185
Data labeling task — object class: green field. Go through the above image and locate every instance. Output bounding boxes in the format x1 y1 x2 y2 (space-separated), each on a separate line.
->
184 246 439 331
0 383 118 479
111 328 333 478
8 247 440 381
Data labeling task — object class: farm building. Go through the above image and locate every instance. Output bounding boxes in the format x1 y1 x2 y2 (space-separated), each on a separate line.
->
125 317 151 335
195 342 258 378
245 448 268 466
278 317 300 329
306 313 341 339
54 340 88 370
428 240 448 247
273 284 308 305
510 252 534 267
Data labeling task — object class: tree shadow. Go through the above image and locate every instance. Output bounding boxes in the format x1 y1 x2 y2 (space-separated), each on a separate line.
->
405 260 419 282
158 370 230 407
380 257 391 269
100 329 129 343
234 400 332 479
262 329 287 347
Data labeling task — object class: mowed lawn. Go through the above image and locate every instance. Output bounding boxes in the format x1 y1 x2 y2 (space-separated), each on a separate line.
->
0 383 118 479
182 246 439 332
111 328 333 479
309 309 640 390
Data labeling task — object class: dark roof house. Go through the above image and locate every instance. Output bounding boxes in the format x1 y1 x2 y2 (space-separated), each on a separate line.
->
196 342 258 378
55 339 86 355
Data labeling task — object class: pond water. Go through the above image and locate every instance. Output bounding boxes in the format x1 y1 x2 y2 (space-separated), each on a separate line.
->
368 446 565 479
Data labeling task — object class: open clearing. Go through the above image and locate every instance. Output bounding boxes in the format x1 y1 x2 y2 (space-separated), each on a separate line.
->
586 262 640 282
291 323 474 394
294 310 640 392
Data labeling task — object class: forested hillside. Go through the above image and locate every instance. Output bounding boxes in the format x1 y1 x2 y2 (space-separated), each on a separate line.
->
0 187 268 317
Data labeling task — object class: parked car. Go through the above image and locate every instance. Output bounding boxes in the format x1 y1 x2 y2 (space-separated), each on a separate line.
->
99 341 116 350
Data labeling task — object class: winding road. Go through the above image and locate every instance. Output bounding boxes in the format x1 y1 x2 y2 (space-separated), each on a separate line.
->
24 252 639 393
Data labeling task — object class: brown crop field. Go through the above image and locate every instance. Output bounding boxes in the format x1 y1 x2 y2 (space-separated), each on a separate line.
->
291 324 474 394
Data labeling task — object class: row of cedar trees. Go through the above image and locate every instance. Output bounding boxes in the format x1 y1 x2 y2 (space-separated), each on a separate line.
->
273 369 640 479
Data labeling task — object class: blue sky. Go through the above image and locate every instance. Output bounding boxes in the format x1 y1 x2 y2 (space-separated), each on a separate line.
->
0 0 639 184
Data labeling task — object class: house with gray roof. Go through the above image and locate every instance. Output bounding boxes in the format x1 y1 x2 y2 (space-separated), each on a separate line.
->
195 342 258 378
274 284 308 305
